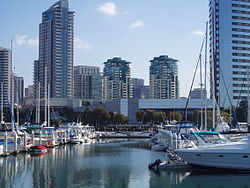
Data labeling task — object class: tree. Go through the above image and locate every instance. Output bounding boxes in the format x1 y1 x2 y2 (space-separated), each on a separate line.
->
92 107 110 128
135 111 144 124
144 110 155 124
220 110 231 124
109 112 128 125
153 112 165 124
235 100 247 122
168 111 182 122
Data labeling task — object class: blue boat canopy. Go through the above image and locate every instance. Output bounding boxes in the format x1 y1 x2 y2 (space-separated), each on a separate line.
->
193 131 219 135
176 125 197 129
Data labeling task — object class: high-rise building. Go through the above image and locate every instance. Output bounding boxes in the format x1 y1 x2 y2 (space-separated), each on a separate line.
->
25 85 35 99
190 88 207 99
103 57 133 100
149 55 179 99
132 78 144 88
34 0 74 99
133 86 149 99
13 75 24 105
131 78 149 99
74 65 102 100
209 0 250 106
0 47 12 106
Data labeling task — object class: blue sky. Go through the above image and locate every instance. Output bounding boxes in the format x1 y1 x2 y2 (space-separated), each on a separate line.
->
0 0 208 97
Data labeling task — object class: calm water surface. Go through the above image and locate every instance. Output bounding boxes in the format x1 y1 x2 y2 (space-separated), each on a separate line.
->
0 139 250 188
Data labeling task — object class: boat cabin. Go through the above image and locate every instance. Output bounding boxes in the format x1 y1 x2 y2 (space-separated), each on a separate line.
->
190 131 230 145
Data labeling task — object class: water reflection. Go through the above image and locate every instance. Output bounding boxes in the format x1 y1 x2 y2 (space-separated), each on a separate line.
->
0 140 249 188
178 170 250 188
149 168 250 188
149 169 191 188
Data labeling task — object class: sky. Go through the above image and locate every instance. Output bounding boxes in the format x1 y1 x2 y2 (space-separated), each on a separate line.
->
0 0 208 97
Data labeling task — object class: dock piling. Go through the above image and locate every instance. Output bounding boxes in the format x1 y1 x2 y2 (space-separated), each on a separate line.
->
4 132 7 153
14 131 18 151
32 131 35 145
24 132 27 150
39 130 42 145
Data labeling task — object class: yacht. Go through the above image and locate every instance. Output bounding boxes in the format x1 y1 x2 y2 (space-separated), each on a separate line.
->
69 135 83 144
151 122 199 150
175 133 250 170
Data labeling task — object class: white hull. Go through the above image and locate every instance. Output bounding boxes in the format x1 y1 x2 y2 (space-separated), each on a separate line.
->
176 137 250 170
69 138 83 144
176 151 250 170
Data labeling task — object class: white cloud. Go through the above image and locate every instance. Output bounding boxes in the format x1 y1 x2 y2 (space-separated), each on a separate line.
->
130 20 144 28
97 2 118 15
191 30 204 36
75 37 91 50
15 35 38 47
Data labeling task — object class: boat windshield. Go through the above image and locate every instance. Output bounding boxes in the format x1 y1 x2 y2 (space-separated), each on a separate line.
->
194 131 230 144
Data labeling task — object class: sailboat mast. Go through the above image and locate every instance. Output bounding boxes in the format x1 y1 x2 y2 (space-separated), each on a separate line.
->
1 82 3 123
36 85 38 123
38 82 40 123
204 22 208 131
200 54 203 130
247 69 250 130
44 66 47 126
212 61 216 129
11 40 15 130
48 84 50 127
16 90 19 125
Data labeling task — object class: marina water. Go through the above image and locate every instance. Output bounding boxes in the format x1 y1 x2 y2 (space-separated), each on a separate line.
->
0 139 250 188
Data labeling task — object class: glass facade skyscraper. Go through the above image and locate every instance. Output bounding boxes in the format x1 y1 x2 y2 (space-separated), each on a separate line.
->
0 47 12 106
210 0 250 106
13 75 24 105
149 55 179 99
103 57 133 101
35 0 74 99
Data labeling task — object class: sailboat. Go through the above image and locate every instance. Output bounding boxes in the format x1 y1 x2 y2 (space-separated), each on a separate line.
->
174 23 249 171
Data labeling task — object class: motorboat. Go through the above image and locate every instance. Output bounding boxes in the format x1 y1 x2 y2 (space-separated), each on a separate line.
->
158 160 189 170
69 135 83 144
175 134 250 170
152 122 199 149
29 145 47 154
151 143 166 151
148 155 189 170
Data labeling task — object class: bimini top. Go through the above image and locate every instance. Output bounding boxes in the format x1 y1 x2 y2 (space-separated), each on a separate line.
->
176 121 192 124
27 126 43 129
193 131 220 135
176 125 197 129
